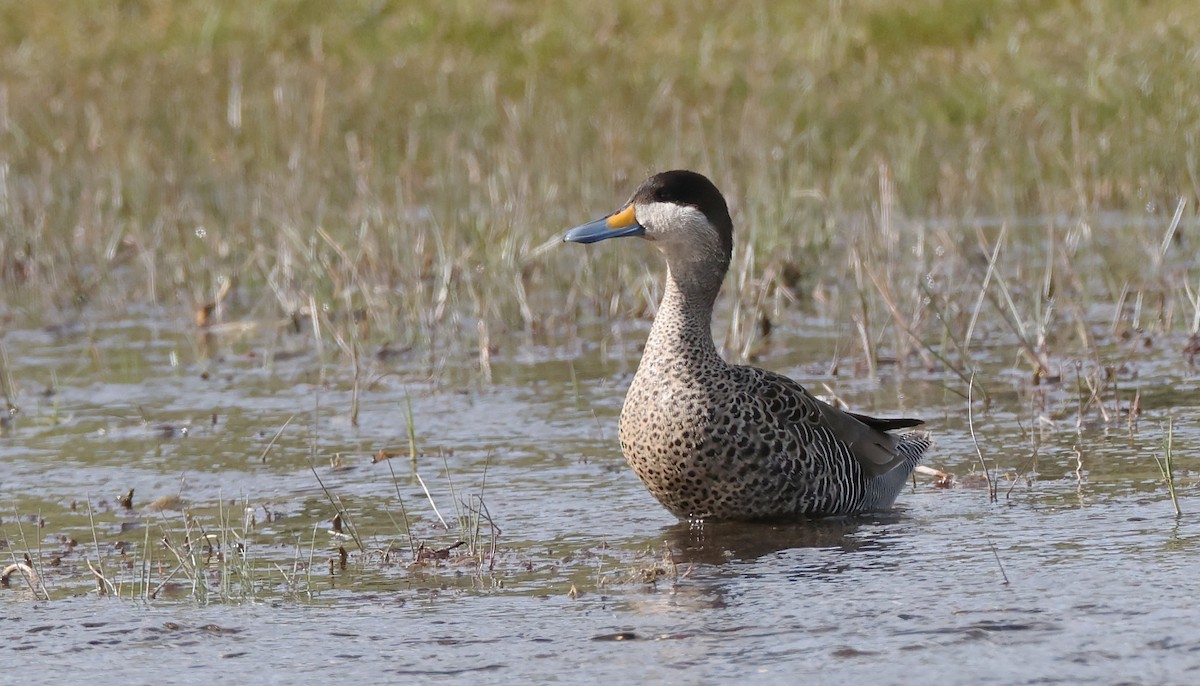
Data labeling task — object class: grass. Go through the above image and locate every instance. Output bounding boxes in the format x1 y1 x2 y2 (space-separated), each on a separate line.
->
0 468 504 602
1155 416 1182 518
2 1 1199 371
0 456 679 603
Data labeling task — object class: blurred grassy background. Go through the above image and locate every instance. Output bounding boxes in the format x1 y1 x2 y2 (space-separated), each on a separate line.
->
1 0 1197 360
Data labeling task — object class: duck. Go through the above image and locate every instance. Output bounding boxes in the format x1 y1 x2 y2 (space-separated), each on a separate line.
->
562 170 930 520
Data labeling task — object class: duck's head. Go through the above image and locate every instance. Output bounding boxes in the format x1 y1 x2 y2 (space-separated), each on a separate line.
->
562 170 733 271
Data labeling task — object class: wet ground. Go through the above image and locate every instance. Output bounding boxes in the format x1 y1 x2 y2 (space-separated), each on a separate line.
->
3 305 1200 684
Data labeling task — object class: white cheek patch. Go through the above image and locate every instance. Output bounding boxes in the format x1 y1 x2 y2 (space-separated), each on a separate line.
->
638 202 707 238
637 202 724 261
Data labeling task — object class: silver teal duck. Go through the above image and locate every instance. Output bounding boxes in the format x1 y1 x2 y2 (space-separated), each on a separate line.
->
563 170 930 521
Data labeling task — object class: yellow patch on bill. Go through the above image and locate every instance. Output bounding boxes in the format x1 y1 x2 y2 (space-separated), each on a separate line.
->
605 204 638 229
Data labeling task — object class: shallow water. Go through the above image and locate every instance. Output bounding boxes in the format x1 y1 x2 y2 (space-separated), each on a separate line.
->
3 306 1200 684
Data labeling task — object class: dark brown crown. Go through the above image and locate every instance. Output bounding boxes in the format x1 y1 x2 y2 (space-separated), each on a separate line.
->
629 170 733 260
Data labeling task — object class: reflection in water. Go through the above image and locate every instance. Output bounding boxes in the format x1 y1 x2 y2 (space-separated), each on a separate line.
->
661 514 903 566
610 514 913 618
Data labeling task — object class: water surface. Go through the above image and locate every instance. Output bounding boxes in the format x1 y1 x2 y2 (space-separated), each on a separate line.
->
2 305 1199 684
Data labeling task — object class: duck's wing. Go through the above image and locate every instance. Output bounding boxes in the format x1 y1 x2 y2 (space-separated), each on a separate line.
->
736 366 923 478
844 411 925 432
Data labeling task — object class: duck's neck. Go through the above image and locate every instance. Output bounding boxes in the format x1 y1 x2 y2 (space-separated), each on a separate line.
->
643 259 728 368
